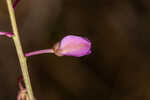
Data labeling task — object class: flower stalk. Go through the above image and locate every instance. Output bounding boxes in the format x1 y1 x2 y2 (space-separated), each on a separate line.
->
6 0 34 100
25 49 54 57
0 32 13 38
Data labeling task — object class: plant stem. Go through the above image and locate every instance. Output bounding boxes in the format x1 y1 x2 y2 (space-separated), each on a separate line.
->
6 0 34 100
25 49 54 57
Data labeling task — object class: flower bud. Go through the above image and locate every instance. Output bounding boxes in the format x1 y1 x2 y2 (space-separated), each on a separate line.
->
53 35 91 57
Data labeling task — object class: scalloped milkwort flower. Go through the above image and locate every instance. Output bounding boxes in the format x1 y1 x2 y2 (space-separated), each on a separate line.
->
25 35 91 57
53 35 91 57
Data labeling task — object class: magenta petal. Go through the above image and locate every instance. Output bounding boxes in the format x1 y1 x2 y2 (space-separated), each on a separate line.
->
56 35 91 57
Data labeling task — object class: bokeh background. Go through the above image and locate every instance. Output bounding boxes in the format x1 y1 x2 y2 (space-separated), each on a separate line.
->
0 0 150 100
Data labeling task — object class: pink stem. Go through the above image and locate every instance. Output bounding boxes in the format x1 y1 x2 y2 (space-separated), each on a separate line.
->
18 76 24 90
0 32 13 38
13 0 21 9
25 49 54 57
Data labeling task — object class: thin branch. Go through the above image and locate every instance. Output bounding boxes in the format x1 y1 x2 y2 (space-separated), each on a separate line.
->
0 32 13 38
6 0 35 100
25 49 54 57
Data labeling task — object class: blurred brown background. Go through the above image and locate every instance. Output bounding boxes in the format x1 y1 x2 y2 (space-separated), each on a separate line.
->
0 0 150 100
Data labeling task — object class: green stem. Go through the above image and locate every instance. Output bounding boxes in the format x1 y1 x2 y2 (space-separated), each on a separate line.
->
6 0 34 100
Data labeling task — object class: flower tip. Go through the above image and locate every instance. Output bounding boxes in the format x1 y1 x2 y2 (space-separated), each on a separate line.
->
86 49 92 55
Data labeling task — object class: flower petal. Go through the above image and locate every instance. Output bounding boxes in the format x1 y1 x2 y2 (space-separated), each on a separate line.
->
55 35 91 57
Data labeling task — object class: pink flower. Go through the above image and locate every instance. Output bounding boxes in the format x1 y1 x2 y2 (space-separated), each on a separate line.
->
25 35 91 57
53 35 91 57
